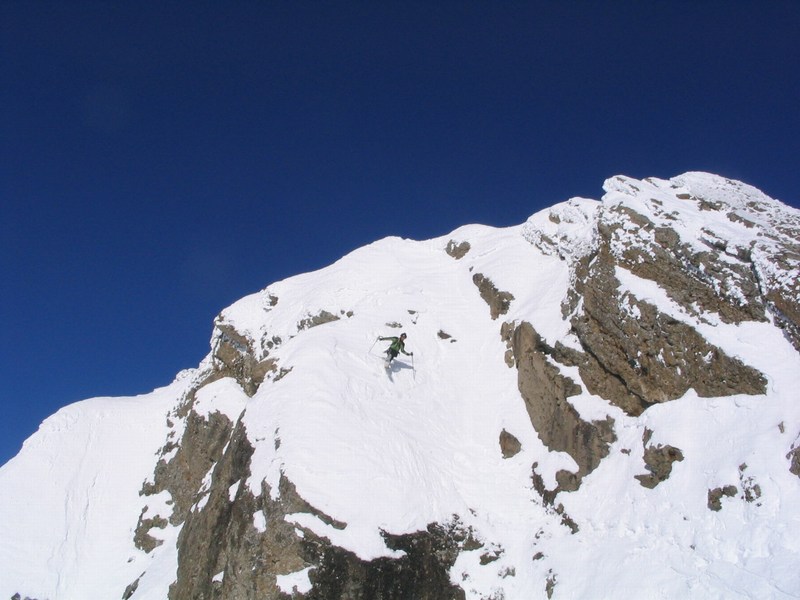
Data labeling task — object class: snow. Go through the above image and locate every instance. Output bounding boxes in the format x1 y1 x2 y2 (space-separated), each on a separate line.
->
253 510 267 533
1 172 799 599
276 566 314 594
193 377 248 422
0 379 189 600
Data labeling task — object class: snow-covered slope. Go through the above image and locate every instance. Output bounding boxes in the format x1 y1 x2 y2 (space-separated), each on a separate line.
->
2 172 799 600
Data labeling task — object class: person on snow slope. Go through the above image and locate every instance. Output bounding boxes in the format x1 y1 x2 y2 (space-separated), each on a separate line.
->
379 332 413 365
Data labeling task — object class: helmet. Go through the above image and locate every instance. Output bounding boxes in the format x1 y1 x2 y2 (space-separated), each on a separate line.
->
400 332 407 339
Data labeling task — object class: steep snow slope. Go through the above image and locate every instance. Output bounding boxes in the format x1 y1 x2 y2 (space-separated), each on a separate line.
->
0 380 189 599
1 172 799 600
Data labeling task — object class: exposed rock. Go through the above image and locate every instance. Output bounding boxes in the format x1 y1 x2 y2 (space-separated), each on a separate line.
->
634 429 684 489
479 549 502 565
298 310 341 330
601 202 766 325
569 243 766 415
499 429 521 458
738 463 762 504
473 273 514 320
123 574 143 600
133 509 168 552
139 409 236 534
546 570 557 599
169 420 265 600
212 323 277 397
162 418 471 599
788 444 800 478
500 321 516 367
445 239 471 259
511 322 616 491
708 485 738 511
306 523 467 600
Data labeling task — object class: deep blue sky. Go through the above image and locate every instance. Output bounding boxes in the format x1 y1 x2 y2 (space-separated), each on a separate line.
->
2 2 799 466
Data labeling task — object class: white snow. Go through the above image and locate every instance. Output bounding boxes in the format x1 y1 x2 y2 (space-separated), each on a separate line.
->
193 376 248 422
276 566 314 594
1 172 798 599
0 379 190 600
253 510 267 533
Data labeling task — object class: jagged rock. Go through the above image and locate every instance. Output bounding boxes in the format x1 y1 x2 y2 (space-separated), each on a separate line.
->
788 445 800 478
546 570 557 598
306 524 466 600
169 420 265 600
472 273 514 320
601 203 767 324
140 409 236 530
212 323 277 397
445 239 471 259
500 321 516 367
707 485 738 511
634 429 684 489
133 509 168 552
512 322 616 490
298 310 341 330
479 549 502 565
167 420 471 599
499 429 521 458
738 463 762 504
122 574 143 600
569 244 767 415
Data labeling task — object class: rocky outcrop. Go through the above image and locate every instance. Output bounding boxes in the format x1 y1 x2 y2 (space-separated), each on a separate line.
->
212 323 277 397
133 399 238 557
445 239 471 259
634 429 684 489
298 310 342 331
600 202 767 325
510 322 616 491
499 429 522 458
169 419 261 600
705 464 763 512
164 420 470 600
708 485 738 511
473 273 514 320
788 444 800 478
569 243 766 415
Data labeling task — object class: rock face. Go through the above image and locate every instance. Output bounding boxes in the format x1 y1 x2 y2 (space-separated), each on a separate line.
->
568 242 766 415
510 322 615 491
164 418 467 600
4 172 799 600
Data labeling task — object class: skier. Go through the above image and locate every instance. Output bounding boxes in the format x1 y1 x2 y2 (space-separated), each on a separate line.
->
378 332 413 366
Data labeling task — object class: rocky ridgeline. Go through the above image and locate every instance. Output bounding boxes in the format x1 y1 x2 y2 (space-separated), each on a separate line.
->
121 173 799 599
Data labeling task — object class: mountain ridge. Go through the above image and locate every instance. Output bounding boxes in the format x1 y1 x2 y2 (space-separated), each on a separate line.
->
2 172 799 599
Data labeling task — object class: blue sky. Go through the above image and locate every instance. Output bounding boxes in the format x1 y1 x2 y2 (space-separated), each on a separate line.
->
2 2 799 466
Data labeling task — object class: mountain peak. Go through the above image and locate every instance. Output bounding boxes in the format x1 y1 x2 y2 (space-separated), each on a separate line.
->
2 173 799 600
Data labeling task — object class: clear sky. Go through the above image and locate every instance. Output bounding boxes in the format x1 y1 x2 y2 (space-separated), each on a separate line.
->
2 2 798 466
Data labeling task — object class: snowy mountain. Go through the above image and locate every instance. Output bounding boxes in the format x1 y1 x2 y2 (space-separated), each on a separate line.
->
2 172 799 600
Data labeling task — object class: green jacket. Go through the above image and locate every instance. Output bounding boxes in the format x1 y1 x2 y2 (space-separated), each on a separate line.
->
379 336 411 355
